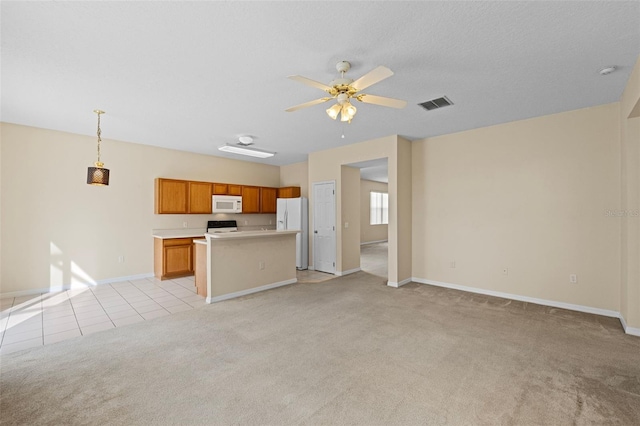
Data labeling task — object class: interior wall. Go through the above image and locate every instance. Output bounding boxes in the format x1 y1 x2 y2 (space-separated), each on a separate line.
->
308 135 412 285
279 161 309 198
0 123 280 295
341 166 361 273
360 179 388 244
619 55 640 329
412 103 621 311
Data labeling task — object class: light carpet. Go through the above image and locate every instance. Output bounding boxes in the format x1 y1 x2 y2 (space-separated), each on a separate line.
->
1 272 639 425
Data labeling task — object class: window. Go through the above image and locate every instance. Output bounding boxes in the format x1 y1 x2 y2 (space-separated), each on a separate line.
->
370 191 388 225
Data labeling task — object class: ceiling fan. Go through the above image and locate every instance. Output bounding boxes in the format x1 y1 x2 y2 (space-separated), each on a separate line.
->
285 61 407 123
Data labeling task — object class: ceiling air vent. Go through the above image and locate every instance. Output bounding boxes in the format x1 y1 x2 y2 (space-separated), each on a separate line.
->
418 96 453 111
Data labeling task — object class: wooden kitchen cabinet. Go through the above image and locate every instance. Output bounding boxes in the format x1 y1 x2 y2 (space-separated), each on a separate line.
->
260 187 277 213
242 186 261 213
189 181 212 214
155 179 189 214
228 184 243 196
277 186 301 198
212 183 229 195
154 237 198 280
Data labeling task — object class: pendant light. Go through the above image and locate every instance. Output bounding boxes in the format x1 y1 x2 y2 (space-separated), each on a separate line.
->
86 110 110 186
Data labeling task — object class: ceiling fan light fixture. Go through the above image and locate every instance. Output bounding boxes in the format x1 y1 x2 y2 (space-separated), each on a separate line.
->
326 103 341 120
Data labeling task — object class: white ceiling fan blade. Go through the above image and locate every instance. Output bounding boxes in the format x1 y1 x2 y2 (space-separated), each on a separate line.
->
285 97 332 112
287 75 333 92
356 94 407 109
351 66 394 91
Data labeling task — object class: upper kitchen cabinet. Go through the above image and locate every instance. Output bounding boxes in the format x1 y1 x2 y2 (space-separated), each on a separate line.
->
278 186 301 199
189 181 213 214
261 187 277 213
228 184 243 196
212 183 229 195
242 186 261 213
155 178 189 214
213 182 243 196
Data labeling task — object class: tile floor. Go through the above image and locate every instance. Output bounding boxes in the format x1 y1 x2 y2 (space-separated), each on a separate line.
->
0 276 205 355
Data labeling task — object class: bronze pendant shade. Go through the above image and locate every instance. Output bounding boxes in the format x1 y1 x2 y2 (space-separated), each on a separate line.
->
87 110 110 186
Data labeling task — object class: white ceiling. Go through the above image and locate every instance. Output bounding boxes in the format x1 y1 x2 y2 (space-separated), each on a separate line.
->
2 2 639 166
348 159 389 184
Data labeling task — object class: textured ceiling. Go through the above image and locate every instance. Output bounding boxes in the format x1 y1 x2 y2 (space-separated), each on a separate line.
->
2 1 639 166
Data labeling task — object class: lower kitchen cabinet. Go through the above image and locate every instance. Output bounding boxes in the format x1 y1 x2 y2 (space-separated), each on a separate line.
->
154 237 198 280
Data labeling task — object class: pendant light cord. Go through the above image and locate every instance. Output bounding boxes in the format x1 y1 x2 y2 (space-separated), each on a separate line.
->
95 111 103 164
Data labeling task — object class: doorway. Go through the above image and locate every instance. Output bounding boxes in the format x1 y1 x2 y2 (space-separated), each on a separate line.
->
347 158 389 280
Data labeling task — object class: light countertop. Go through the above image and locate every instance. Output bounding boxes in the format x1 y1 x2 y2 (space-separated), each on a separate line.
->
152 229 206 239
206 230 299 241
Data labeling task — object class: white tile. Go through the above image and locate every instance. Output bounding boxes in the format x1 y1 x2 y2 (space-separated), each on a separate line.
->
106 308 139 320
156 298 186 308
151 295 179 304
44 329 82 345
76 315 111 327
121 295 150 304
165 304 192 314
80 321 114 335
42 309 76 320
128 299 158 308
2 328 42 345
5 320 42 334
44 315 79 327
0 337 43 354
73 308 107 319
7 315 42 328
141 310 170 320
112 315 144 327
133 303 164 314
103 303 134 314
102 299 129 312
44 321 79 335
68 299 100 308
72 304 104 314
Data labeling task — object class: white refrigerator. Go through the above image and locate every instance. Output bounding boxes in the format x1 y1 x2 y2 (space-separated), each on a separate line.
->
277 197 308 270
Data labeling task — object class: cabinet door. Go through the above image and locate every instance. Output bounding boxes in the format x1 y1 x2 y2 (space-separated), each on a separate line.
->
228 184 243 196
277 186 301 198
155 179 188 214
189 182 212 214
163 244 192 276
260 187 277 213
212 183 228 195
242 186 260 213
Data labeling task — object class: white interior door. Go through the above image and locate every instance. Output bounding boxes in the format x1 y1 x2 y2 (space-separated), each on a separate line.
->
313 182 336 274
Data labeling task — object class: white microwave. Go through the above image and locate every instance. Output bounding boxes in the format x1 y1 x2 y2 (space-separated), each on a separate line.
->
212 195 243 213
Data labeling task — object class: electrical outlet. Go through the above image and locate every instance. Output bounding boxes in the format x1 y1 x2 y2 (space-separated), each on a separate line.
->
269 219 272 225
450 261 456 268
502 268 508 275
244 220 248 225
570 274 577 283
259 261 265 270
345 222 349 228
182 222 188 228
118 255 124 263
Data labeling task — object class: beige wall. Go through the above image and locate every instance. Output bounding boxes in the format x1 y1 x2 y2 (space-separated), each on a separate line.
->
308 135 412 285
279 161 309 198
360 179 388 244
619 56 640 329
412 103 621 311
341 166 361 272
0 123 280 295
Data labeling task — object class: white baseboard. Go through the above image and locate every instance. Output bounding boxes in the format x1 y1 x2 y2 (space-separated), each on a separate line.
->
387 277 412 288
619 314 640 337
206 278 297 304
413 277 640 337
412 277 620 318
336 268 361 277
0 273 155 299
360 239 388 246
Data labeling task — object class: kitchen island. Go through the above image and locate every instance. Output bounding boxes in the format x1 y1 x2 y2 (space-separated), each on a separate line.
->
201 230 299 303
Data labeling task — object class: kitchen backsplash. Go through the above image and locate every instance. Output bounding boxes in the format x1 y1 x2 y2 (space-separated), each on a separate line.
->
152 213 276 233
